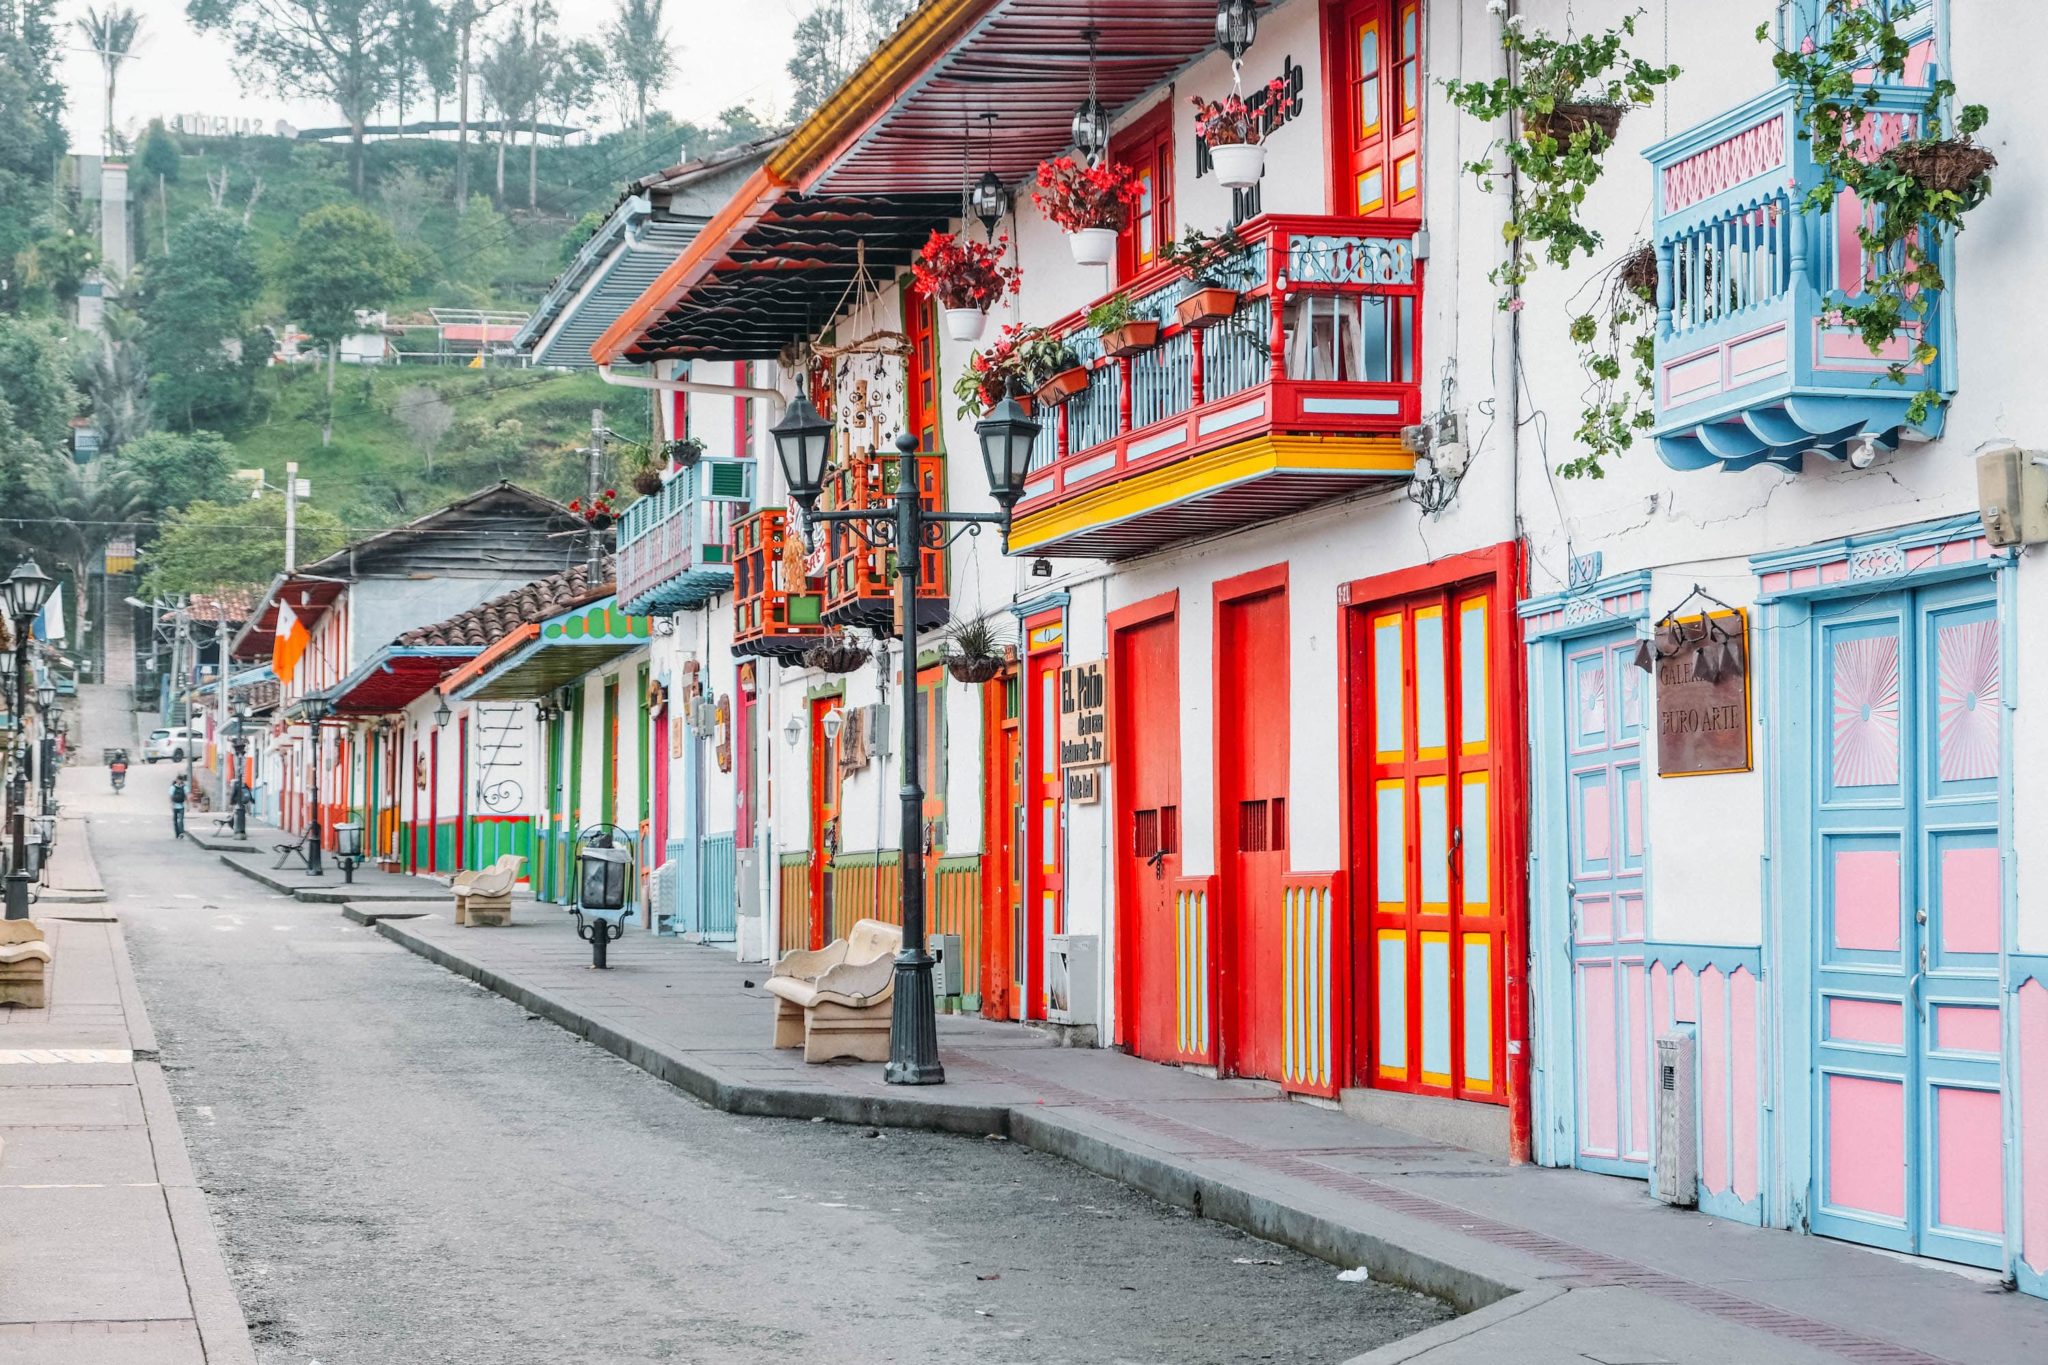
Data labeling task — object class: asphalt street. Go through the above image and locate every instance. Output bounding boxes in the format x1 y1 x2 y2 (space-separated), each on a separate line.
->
84 754 1451 1364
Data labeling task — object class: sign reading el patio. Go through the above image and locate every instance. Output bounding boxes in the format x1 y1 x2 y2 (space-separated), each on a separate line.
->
1059 660 1107 773
1656 609 1751 777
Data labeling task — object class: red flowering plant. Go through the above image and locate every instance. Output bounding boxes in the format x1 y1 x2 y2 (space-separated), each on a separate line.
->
950 323 1076 418
568 488 621 527
910 229 1021 311
1190 78 1295 146
1031 156 1144 233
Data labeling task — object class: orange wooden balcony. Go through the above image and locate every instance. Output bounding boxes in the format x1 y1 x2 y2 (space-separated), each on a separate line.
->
820 452 949 632
731 509 827 662
1008 214 1423 560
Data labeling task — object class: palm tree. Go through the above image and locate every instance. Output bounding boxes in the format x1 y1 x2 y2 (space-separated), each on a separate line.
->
25 454 148 648
81 298 152 457
604 0 673 132
74 7 146 156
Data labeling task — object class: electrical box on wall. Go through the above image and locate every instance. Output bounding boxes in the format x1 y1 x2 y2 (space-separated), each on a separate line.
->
1047 934 1098 1026
1976 441 2048 546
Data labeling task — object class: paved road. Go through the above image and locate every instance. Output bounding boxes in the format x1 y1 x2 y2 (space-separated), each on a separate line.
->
86 758 1449 1364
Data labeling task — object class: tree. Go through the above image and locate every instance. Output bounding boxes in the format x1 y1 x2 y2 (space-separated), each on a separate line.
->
0 0 68 301
521 3 560 210
393 384 454 473
376 164 438 243
73 5 144 156
80 301 152 455
141 495 347 597
25 452 146 611
453 193 510 293
448 0 511 210
0 315 80 451
786 0 912 121
185 0 408 196
274 204 410 444
604 0 672 132
136 118 178 181
550 39 606 147
388 0 449 132
112 429 238 518
137 211 263 430
479 19 545 203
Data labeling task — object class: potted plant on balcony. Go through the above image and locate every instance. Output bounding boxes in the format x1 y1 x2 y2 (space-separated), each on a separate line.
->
1160 225 1248 329
911 229 1021 343
1032 156 1144 267
1021 331 1088 407
943 615 1009 685
1765 0 1993 426
568 489 620 530
1088 293 1159 360
954 324 1031 418
1190 78 1295 190
803 632 871 675
664 435 706 468
631 466 664 496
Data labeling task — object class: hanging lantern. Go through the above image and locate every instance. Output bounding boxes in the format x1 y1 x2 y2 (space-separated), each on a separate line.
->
770 393 835 513
1072 28 1111 158
971 170 1007 236
1216 0 1259 62
334 821 364 860
976 396 1043 510
1631 637 1655 673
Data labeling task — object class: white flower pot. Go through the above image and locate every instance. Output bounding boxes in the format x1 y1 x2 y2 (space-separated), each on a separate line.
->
1208 141 1266 191
1066 227 1118 267
943 307 988 342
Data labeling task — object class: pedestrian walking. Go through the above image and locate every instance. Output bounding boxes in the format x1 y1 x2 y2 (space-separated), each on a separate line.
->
170 775 187 839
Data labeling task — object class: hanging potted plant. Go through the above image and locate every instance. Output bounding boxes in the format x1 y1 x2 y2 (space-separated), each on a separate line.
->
912 229 1022 343
568 489 620 530
1087 293 1159 360
663 434 706 468
631 465 664 496
1020 331 1087 407
1032 156 1144 266
944 615 1010 685
1160 225 1248 328
803 632 871 675
1190 77 1295 191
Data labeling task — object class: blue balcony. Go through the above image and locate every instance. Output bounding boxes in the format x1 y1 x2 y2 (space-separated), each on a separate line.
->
1645 82 1950 471
615 456 755 615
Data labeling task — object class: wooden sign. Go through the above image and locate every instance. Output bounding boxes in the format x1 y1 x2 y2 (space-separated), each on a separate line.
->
1064 768 1101 804
1656 609 1751 777
1059 660 1107 769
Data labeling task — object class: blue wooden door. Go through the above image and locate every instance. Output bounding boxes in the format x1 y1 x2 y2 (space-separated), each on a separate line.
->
1564 629 1650 1178
1811 580 2004 1268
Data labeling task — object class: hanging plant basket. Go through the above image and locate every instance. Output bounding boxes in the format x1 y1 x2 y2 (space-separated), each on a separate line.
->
1033 364 1091 407
584 510 615 531
1066 227 1118 267
1176 286 1241 330
1884 140 1998 199
946 655 1005 685
1524 100 1627 144
1207 141 1266 190
1618 245 1658 304
631 468 664 496
1100 320 1161 359
943 307 989 343
804 638 871 674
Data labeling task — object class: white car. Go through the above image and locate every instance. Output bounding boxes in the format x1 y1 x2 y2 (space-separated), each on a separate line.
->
144 726 199 763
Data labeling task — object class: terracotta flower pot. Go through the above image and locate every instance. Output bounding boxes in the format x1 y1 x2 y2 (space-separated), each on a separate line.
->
943 307 988 342
1067 227 1118 266
1207 141 1265 190
1033 365 1091 406
1175 287 1241 330
1100 320 1161 359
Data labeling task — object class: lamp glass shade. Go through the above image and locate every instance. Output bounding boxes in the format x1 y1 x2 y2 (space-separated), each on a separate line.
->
3 559 54 625
578 845 631 912
971 170 1007 234
35 683 53 708
0 651 18 683
770 393 835 506
334 822 364 858
975 396 1042 507
433 696 452 728
1217 0 1258 58
1071 97 1111 156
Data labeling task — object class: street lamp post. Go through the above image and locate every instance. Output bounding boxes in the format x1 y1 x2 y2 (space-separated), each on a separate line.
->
303 696 330 876
2 560 55 920
770 394 1041 1085
230 705 250 838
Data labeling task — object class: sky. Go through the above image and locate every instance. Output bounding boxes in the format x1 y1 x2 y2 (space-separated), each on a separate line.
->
56 0 805 156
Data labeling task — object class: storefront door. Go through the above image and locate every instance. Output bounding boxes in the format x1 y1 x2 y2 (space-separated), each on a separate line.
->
1114 599 1183 1062
1219 574 1289 1081
807 695 841 952
1026 642 1066 1019
1563 627 1650 1177
1811 580 2004 1268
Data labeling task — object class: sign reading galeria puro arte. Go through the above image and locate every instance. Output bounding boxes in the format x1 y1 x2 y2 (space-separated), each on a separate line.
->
1059 660 1106 803
1656 609 1751 776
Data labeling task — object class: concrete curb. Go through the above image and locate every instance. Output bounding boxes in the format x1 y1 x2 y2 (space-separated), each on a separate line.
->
341 903 430 925
104 918 158 1059
216 852 442 904
375 917 1530 1316
188 829 260 854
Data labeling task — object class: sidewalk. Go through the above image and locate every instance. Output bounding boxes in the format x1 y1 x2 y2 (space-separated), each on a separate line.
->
365 903 2047 1365
0 913 253 1364
208 821 449 905
39 816 107 905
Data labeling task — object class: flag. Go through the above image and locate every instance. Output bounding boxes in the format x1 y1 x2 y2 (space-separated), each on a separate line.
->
272 599 309 684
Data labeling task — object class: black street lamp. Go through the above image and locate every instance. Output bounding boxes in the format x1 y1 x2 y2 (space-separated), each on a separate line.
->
770 399 1041 1086
229 706 251 839
2 560 54 921
302 695 331 876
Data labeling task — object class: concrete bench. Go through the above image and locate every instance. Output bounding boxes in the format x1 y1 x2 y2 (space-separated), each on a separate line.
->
0 921 52 1009
453 855 524 926
765 918 902 1063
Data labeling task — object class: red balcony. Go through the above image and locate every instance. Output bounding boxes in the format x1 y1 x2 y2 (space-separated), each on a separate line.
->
1008 214 1422 560
820 452 949 632
731 509 827 662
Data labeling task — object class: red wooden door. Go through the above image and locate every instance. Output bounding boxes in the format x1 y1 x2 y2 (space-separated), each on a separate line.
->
651 704 670 866
1355 582 1506 1103
1025 647 1066 1019
981 671 1022 1021
1326 0 1423 216
1220 583 1289 1081
807 695 841 951
1115 607 1183 1062
455 716 468 871
428 730 441 874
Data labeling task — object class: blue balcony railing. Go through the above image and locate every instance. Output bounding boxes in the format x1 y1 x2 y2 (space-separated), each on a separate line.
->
616 456 755 615
1645 82 1950 471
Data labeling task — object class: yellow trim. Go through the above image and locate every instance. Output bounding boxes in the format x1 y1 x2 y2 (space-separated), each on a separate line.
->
1009 434 1411 554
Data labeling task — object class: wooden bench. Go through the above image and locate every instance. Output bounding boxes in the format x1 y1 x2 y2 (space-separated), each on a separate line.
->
0 921 52 1009
765 918 902 1063
453 855 524 926
273 830 316 870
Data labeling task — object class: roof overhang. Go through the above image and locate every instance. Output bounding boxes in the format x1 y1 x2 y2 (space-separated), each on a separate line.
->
597 0 1230 364
230 575 348 661
452 598 651 702
515 195 711 367
327 647 480 715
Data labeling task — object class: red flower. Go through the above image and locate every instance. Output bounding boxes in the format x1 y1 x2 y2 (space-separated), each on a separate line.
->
911 229 1022 311
1030 157 1144 233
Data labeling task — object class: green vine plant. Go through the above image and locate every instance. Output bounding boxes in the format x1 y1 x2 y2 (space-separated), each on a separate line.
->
1444 10 1677 479
1763 0 1994 426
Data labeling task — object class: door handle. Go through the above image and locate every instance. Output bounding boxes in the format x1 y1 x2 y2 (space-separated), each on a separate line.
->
1147 848 1166 881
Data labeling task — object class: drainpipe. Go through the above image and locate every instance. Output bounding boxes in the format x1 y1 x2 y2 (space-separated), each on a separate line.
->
1502 0 1531 1167
596 364 788 415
